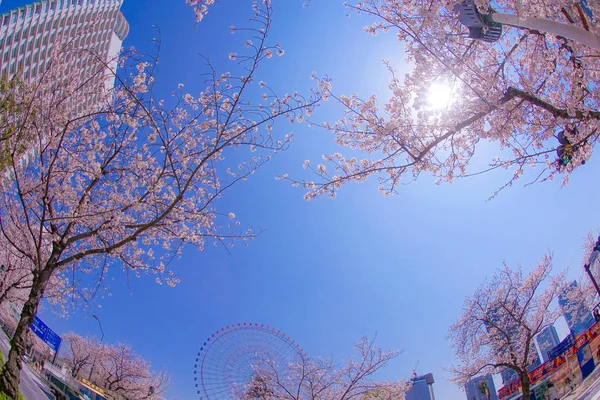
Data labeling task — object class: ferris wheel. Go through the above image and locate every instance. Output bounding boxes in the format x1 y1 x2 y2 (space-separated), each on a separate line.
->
193 322 304 399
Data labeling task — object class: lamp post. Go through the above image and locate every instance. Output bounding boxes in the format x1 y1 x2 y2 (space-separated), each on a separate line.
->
454 0 600 50
88 314 104 382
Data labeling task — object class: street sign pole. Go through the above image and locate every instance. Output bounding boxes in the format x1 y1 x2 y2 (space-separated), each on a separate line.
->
51 340 61 364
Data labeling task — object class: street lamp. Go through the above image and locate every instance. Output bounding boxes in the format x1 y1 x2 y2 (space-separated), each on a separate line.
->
454 0 600 50
93 314 104 342
88 314 104 382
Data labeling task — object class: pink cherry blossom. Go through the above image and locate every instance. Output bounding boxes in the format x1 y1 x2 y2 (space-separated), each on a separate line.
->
449 254 566 398
232 336 411 399
289 0 600 200
0 1 324 395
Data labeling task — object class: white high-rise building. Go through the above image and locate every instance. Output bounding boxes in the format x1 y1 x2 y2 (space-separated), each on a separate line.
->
0 0 128 92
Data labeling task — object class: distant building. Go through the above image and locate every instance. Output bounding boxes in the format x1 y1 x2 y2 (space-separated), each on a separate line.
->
559 281 594 335
500 369 518 385
536 326 560 363
465 375 498 400
406 373 436 400
0 0 129 109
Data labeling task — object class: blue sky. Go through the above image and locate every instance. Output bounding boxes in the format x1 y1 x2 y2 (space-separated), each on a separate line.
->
2 1 600 399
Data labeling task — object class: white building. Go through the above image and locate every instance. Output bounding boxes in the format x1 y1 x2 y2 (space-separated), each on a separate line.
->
0 0 129 100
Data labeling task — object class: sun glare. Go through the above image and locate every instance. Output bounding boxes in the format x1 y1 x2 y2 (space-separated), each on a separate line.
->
427 83 452 110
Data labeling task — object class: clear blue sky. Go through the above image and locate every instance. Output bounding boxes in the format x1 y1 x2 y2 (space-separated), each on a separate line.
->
2 1 600 399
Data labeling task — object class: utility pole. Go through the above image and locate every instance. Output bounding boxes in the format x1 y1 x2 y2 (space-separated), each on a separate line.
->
88 314 105 382
584 236 600 299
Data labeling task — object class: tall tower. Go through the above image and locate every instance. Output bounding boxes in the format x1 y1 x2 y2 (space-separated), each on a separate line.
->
406 373 436 400
0 0 129 102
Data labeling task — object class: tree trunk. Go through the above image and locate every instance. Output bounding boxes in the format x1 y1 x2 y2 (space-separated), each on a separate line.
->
520 373 531 400
0 265 54 398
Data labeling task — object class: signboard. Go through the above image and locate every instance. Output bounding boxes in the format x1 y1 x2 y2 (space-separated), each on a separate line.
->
577 343 595 379
30 316 61 353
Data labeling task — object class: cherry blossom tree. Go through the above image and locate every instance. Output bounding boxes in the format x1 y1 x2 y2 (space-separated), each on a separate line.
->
0 0 321 396
0 243 32 307
448 255 566 398
234 337 410 399
62 333 169 399
577 230 600 303
90 341 169 399
0 235 69 314
289 0 600 200
63 333 98 379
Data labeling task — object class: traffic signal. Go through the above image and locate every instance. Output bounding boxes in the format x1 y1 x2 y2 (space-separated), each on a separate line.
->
556 128 586 167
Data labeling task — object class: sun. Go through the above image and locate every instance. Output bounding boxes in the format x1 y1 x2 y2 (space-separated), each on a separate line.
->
427 83 452 110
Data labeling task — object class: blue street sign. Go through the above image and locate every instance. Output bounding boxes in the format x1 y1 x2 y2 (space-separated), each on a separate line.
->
30 316 61 353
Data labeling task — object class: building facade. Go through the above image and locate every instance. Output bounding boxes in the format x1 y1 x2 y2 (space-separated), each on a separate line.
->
406 373 436 400
465 375 498 400
535 325 560 363
500 369 518 386
0 0 128 105
559 281 594 335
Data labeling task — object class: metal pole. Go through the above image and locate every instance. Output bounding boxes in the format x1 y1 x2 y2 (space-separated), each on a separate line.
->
88 359 95 381
491 13 600 50
88 314 104 382
584 263 600 298
93 315 104 342
584 236 600 300
52 340 61 364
